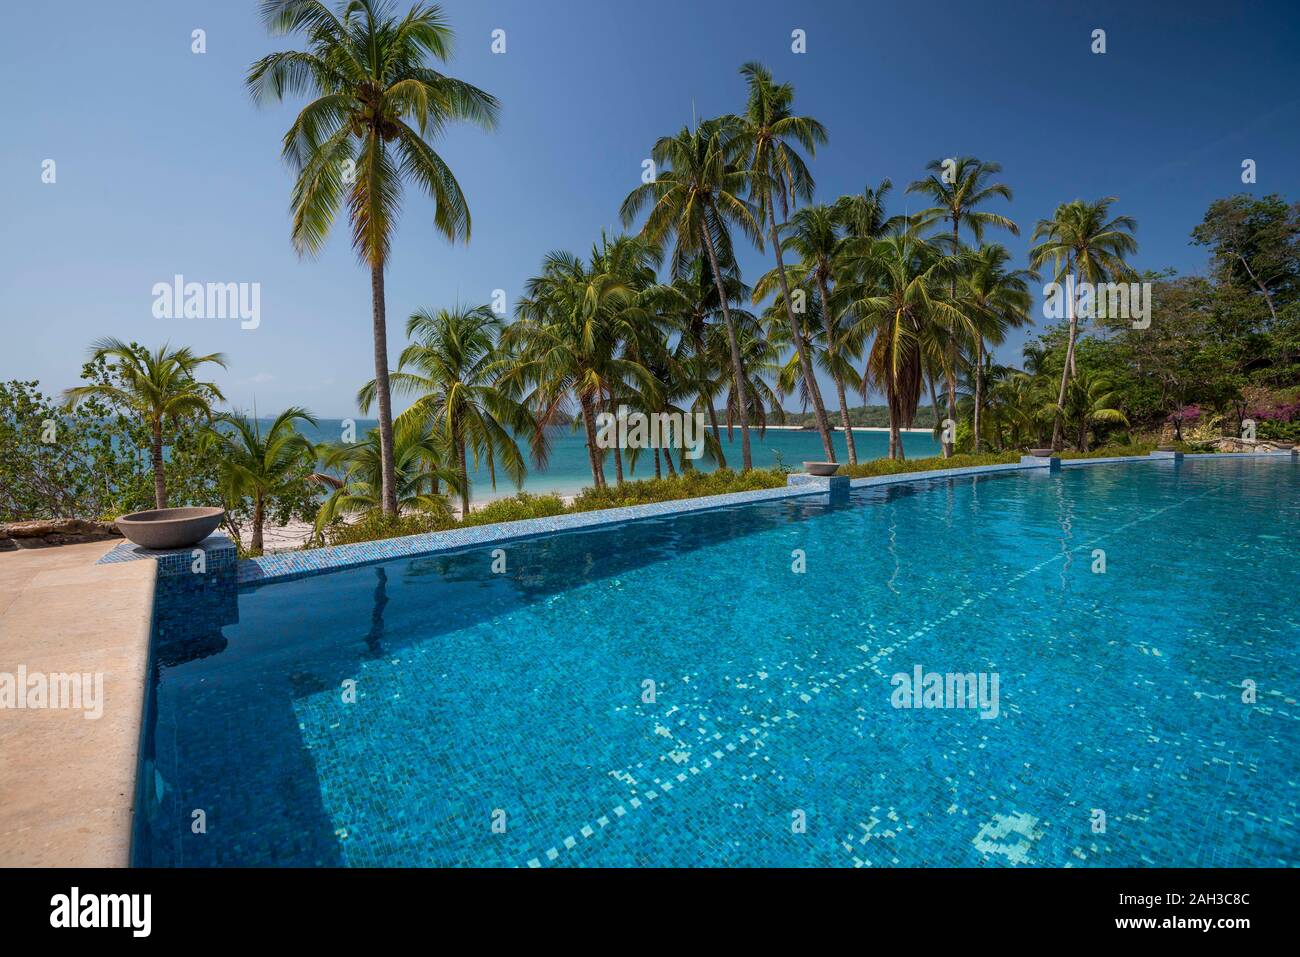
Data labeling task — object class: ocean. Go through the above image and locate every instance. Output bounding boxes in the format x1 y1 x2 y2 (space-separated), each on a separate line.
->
293 419 940 501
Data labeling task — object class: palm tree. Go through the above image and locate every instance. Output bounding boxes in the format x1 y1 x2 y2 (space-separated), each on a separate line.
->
360 304 537 517
736 62 835 461
962 244 1034 451
248 0 498 515
1029 197 1138 450
842 235 965 459
1060 370 1130 451
907 157 1018 456
755 203 863 463
203 407 317 553
62 339 227 508
312 419 458 534
506 237 662 489
621 118 761 470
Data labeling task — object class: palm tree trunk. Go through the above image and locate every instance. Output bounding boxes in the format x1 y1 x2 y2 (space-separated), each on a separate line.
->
944 367 958 458
768 203 834 462
705 398 726 469
149 418 167 509
973 337 985 453
653 447 661 479
1051 273 1078 452
370 262 399 515
251 493 264 554
456 433 470 517
928 374 941 429
578 391 605 489
816 275 856 465
611 399 625 486
700 215 752 471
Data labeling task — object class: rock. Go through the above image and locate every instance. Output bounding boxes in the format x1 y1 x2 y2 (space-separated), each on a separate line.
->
0 519 122 548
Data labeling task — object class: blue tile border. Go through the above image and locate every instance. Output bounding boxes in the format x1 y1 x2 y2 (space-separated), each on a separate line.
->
97 534 237 577
237 484 826 586
98 451 1288 588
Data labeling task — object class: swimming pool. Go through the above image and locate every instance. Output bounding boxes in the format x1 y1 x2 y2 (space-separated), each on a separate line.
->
133 457 1299 867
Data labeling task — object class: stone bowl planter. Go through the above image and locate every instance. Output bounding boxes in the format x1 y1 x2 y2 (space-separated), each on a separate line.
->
1157 444 1178 452
1028 448 1054 457
115 507 225 550
803 461 840 477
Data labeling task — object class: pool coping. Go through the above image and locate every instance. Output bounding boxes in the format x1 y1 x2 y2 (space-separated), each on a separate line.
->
230 450 1294 587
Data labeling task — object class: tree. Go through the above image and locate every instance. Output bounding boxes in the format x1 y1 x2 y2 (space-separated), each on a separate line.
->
203 407 318 552
1192 194 1300 325
907 157 1018 456
962 244 1034 450
842 235 966 459
1029 197 1138 451
736 62 835 461
362 304 536 517
248 0 498 515
621 118 762 470
62 339 226 509
313 419 458 534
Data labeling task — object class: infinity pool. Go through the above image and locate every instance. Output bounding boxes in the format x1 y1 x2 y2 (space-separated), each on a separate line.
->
133 457 1299 866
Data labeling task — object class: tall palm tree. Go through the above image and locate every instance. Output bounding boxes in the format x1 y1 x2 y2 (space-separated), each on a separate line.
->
312 419 458 533
621 117 761 470
842 235 965 460
361 304 536 517
755 203 863 463
736 62 835 461
203 407 317 552
62 339 227 508
962 244 1034 451
247 0 498 515
1029 197 1138 450
907 157 1018 456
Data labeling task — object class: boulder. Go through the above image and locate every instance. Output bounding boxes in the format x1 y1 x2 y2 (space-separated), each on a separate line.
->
0 519 122 548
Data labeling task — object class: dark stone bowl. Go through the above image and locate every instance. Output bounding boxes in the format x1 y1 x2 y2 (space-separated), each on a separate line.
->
803 461 840 477
116 507 225 550
1028 448 1054 457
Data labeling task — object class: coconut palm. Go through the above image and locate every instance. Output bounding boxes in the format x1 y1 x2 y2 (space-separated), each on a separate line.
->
203 407 317 553
842 235 966 459
620 117 761 470
907 157 1018 456
312 419 458 533
962 244 1035 451
359 304 538 517
61 339 227 509
1060 370 1130 451
247 0 498 515
505 237 662 489
1029 197 1138 450
735 62 835 461
755 203 866 463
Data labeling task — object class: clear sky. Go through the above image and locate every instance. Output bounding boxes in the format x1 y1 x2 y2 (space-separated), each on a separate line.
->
3 0 1299 417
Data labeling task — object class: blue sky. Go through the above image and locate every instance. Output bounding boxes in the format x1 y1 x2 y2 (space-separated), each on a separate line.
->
3 0 1299 417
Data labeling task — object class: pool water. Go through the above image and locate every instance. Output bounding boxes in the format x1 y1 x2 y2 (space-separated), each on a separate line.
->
134 457 1299 867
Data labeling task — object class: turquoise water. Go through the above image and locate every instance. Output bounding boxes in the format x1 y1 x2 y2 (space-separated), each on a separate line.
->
135 457 1299 866
296 418 939 500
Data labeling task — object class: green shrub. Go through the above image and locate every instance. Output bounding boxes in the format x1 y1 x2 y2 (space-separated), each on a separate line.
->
569 468 788 511
321 504 455 547
836 452 1019 479
459 492 568 526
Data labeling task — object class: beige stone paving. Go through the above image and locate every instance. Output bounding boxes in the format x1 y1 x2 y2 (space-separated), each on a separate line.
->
0 541 156 866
